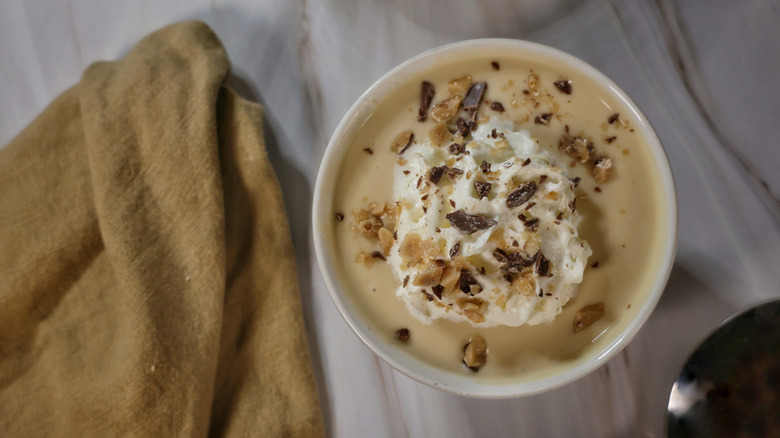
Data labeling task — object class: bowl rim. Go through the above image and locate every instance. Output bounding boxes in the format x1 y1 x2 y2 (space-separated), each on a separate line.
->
312 38 678 398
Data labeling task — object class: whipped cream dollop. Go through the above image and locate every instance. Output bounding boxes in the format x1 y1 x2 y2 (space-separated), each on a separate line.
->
386 118 592 327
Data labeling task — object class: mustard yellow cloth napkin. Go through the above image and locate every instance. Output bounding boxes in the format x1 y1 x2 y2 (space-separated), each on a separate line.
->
0 21 323 437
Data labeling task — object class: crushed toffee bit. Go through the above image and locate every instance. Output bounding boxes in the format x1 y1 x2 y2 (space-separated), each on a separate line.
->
456 117 470 136
536 252 553 277
490 102 505 112
418 81 435 122
430 96 463 123
573 303 605 333
402 275 410 287
570 176 581 187
395 328 410 342
363 147 374 154
506 181 537 208
378 227 394 255
462 82 487 111
594 186 602 193
480 161 491 173
608 113 620 124
491 61 500 70
431 284 445 299
553 79 572 95
591 261 600 268
457 270 482 295
447 167 464 179
593 156 613 183
335 212 344 221
534 113 553 125
449 142 465 155
605 136 617 144
539 174 548 184
463 336 487 371
521 158 531 167
474 181 492 199
449 241 461 259
391 130 415 155
446 210 497 234
428 165 449 184
559 135 591 163
371 251 386 261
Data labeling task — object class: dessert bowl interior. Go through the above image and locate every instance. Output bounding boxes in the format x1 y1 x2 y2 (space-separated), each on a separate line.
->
313 39 677 397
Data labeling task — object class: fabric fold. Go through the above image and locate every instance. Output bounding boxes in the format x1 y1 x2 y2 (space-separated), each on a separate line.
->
0 21 323 437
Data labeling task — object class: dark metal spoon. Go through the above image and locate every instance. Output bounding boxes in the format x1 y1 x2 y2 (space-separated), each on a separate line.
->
666 299 780 437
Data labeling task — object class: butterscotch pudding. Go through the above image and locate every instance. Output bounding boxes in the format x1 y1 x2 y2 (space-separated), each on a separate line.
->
317 42 674 387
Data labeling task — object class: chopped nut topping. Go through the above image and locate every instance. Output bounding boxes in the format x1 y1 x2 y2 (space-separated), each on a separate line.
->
418 81 435 122
395 328 410 342
391 130 414 154
430 96 463 123
429 122 451 146
413 263 445 287
474 181 492 199
446 210 497 234
558 135 592 163
593 156 612 183
353 209 383 237
553 79 572 95
378 227 394 256
448 75 473 96
506 181 537 208
573 303 605 332
463 335 487 371
534 113 553 125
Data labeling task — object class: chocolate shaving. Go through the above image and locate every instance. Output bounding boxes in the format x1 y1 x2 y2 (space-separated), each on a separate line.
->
608 113 620 124
422 290 434 301
449 199 456 208
524 218 539 232
371 251 386 261
393 231 398 240
534 113 553 125
556 212 564 221
506 182 537 208
480 161 491 173
403 275 410 287
605 136 617 144
494 248 535 274
447 167 464 179
553 80 572 95
431 284 444 299
479 266 486 276
524 201 537 211
403 170 410 175
457 270 481 295
428 165 449 184
491 61 500 70
456 117 470 136
449 142 465 155
569 199 576 212
474 181 492 199
521 158 531 167
591 261 600 268
490 128 498 139
490 102 505 112
536 252 552 277
503 274 514 283
492 248 508 263
418 81 435 122
570 176 581 187
539 175 548 184
449 241 461 259
363 147 374 154
395 328 410 342
446 210 496 234
335 212 344 221
462 82 487 111
594 186 602 193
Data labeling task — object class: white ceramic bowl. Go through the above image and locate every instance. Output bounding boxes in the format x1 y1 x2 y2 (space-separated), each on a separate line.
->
313 39 677 397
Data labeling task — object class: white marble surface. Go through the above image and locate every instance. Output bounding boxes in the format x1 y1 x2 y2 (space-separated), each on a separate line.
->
1 0 779 436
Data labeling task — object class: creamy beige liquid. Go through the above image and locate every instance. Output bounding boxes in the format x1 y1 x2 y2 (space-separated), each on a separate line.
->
331 48 669 383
